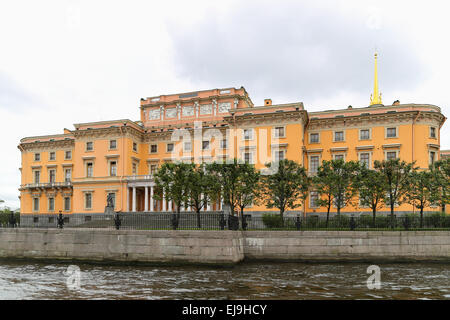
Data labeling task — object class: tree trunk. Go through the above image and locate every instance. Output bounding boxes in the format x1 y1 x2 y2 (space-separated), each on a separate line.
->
326 206 330 228
372 207 377 227
390 200 395 229
420 206 424 228
196 208 201 229
240 207 244 230
279 208 284 225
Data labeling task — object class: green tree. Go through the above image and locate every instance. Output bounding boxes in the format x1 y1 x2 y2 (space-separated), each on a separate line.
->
429 159 450 214
356 167 386 224
235 163 260 225
406 170 435 227
185 164 215 228
206 159 242 216
374 159 416 218
154 162 193 215
259 159 309 221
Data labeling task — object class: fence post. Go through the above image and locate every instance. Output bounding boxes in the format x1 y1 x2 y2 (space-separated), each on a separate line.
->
242 214 248 231
171 213 179 230
219 213 226 230
9 212 16 228
57 211 64 229
350 216 356 231
403 216 410 231
114 213 121 230
295 216 302 231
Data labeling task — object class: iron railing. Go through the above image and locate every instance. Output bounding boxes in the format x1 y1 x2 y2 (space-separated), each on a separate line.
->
3 213 450 231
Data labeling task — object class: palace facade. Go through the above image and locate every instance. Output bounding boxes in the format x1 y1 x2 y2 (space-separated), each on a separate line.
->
18 55 448 216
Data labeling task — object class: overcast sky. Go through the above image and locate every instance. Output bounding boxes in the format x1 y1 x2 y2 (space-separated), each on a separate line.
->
1 0 449 209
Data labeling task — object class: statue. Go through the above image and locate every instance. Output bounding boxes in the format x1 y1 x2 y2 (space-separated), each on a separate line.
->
104 194 115 214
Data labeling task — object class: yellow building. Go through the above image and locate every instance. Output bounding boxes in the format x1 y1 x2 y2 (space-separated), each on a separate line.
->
18 55 448 218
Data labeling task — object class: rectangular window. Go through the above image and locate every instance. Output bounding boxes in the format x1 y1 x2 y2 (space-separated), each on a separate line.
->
150 164 157 174
64 197 71 211
110 161 117 176
334 154 344 161
244 152 252 164
310 133 319 143
184 141 192 152
430 127 436 138
86 141 93 151
65 169 71 182
133 142 137 152
310 192 319 208
85 193 92 209
386 151 397 160
65 151 72 160
107 193 116 208
34 171 40 184
202 141 210 150
243 129 253 140
34 153 40 161
386 127 397 138
360 153 370 168
360 129 370 140
167 143 174 152
310 156 319 174
430 151 436 165
274 127 285 138
220 139 227 149
48 198 55 211
132 163 138 175
334 131 344 142
86 162 93 177
110 140 117 149
150 144 157 153
49 152 56 161
48 169 56 183
33 198 39 212
275 150 285 161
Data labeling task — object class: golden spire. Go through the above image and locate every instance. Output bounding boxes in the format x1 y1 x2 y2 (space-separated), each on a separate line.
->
370 52 382 105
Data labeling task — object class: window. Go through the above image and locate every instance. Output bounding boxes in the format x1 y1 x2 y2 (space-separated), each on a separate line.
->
184 141 192 152
49 152 56 161
386 151 397 160
48 169 56 183
274 127 285 138
386 127 397 138
48 198 55 211
310 192 319 208
243 129 253 140
150 144 158 153
110 140 117 149
430 127 436 138
33 198 39 212
85 193 92 209
310 133 319 143
34 170 40 184
220 139 227 149
430 151 436 165
64 197 71 211
309 156 320 174
359 153 370 168
334 131 344 142
244 152 252 164
65 151 72 160
202 141 210 150
334 154 344 161
149 164 157 174
132 163 138 175
86 162 93 177
133 142 137 152
65 169 71 182
274 150 285 162
34 153 40 161
360 129 370 140
86 141 93 151
167 143 174 152
110 161 117 176
107 193 116 208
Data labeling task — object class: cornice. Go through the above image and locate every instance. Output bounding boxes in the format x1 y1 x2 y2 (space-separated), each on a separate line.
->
141 94 245 109
18 139 75 152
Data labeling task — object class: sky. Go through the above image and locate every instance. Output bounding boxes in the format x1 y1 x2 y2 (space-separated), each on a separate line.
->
0 0 449 209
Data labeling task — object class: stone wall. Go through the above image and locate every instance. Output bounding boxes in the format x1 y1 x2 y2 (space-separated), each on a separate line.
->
0 229 449 265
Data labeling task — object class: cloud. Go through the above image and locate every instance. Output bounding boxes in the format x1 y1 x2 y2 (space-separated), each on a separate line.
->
166 1 428 106
0 72 43 112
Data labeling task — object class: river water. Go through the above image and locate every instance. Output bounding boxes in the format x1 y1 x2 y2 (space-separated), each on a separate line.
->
0 261 448 300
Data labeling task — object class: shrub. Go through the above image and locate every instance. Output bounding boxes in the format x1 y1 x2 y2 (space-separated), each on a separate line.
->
262 214 285 229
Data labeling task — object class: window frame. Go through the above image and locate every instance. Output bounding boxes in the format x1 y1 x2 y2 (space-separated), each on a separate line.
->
359 128 371 140
309 132 320 144
109 139 117 150
333 130 345 142
86 141 94 152
150 144 158 154
385 126 398 139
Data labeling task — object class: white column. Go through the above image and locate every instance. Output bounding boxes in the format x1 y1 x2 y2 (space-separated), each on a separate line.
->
132 187 136 212
150 186 154 212
127 187 130 212
168 200 172 212
162 192 166 211
144 186 149 212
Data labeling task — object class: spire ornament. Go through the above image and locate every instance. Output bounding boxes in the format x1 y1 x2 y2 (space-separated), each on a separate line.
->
370 52 382 105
